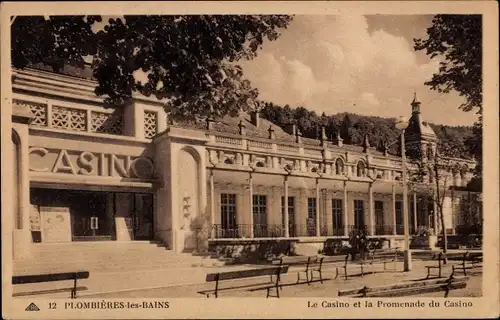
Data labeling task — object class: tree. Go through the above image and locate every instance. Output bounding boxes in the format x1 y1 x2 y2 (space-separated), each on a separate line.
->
414 15 482 185
11 15 293 119
407 141 465 263
414 15 482 113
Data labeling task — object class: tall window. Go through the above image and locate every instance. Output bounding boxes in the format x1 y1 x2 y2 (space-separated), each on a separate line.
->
356 161 366 177
396 201 403 235
281 196 296 237
354 200 365 229
335 158 344 175
253 195 267 237
220 194 237 237
374 200 384 234
307 198 317 236
332 199 343 236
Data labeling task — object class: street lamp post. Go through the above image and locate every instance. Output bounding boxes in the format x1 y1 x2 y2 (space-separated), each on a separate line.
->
395 116 412 272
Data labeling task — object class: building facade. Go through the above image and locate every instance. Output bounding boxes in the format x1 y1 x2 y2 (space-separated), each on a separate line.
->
9 67 479 258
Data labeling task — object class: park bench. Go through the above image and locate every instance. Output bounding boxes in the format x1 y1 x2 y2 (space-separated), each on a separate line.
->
201 265 289 298
333 254 368 280
367 248 401 271
451 251 483 276
338 274 468 298
12 271 90 298
425 252 445 279
273 256 324 285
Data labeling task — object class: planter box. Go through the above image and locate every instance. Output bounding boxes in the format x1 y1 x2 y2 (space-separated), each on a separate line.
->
410 235 432 249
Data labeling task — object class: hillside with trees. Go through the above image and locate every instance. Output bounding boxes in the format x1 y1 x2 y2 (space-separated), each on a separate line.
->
259 101 475 160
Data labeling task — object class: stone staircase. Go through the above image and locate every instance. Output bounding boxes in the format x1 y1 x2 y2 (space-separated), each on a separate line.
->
13 241 233 297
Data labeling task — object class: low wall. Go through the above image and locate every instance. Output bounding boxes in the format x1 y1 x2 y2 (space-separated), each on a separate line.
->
208 239 299 264
209 236 398 263
436 234 482 249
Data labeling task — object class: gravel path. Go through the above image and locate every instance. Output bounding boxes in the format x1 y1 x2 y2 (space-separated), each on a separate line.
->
85 260 482 299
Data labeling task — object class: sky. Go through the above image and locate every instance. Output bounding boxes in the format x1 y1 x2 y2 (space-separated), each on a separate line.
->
92 15 478 126
238 15 479 126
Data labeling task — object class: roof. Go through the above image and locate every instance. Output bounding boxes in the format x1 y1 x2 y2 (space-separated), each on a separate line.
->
28 63 95 80
172 112 395 158
407 111 437 141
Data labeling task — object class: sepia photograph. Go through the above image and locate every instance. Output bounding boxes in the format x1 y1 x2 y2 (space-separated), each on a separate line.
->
1 1 498 319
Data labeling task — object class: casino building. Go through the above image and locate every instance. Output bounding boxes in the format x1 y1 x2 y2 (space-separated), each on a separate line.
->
9 66 480 259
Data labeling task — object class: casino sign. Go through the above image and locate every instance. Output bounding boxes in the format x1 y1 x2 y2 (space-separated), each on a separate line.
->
28 147 155 179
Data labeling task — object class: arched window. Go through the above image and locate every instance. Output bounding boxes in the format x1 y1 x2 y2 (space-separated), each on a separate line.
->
356 161 366 177
224 158 234 165
335 158 344 175
256 161 265 168
12 130 21 229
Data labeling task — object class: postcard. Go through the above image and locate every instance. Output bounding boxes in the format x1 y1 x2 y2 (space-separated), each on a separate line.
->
1 1 498 319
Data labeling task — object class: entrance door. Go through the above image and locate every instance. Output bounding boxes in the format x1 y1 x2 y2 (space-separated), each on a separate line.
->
70 192 114 241
132 194 154 240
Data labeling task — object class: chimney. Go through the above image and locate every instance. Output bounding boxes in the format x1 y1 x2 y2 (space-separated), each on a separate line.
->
268 125 275 139
238 120 246 135
250 111 260 127
363 134 371 153
334 131 343 147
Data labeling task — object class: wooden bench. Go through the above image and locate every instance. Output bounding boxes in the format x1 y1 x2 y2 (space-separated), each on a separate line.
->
425 252 445 278
12 271 90 298
332 254 368 280
273 256 324 285
338 274 468 298
367 248 400 271
452 251 483 276
201 266 289 298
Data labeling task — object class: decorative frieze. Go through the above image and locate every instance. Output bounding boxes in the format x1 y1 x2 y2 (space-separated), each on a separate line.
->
91 111 123 135
144 110 158 139
15 99 47 127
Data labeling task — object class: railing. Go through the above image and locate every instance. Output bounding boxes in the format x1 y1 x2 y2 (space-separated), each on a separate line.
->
295 224 317 237
347 225 368 235
248 140 272 149
253 224 285 238
395 224 404 235
277 144 298 153
214 136 243 146
375 225 394 235
320 226 345 237
212 224 289 239
212 224 410 238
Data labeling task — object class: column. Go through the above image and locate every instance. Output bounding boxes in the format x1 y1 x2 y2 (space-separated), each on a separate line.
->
433 191 438 234
368 183 374 235
413 192 417 232
343 181 349 236
325 191 333 236
284 176 289 238
392 183 397 235
210 170 215 239
315 178 320 237
249 173 254 238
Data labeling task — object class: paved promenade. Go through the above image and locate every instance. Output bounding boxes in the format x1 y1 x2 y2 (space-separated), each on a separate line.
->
84 260 482 299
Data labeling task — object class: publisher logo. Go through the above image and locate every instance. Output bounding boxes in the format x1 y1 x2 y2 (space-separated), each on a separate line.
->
25 303 40 311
